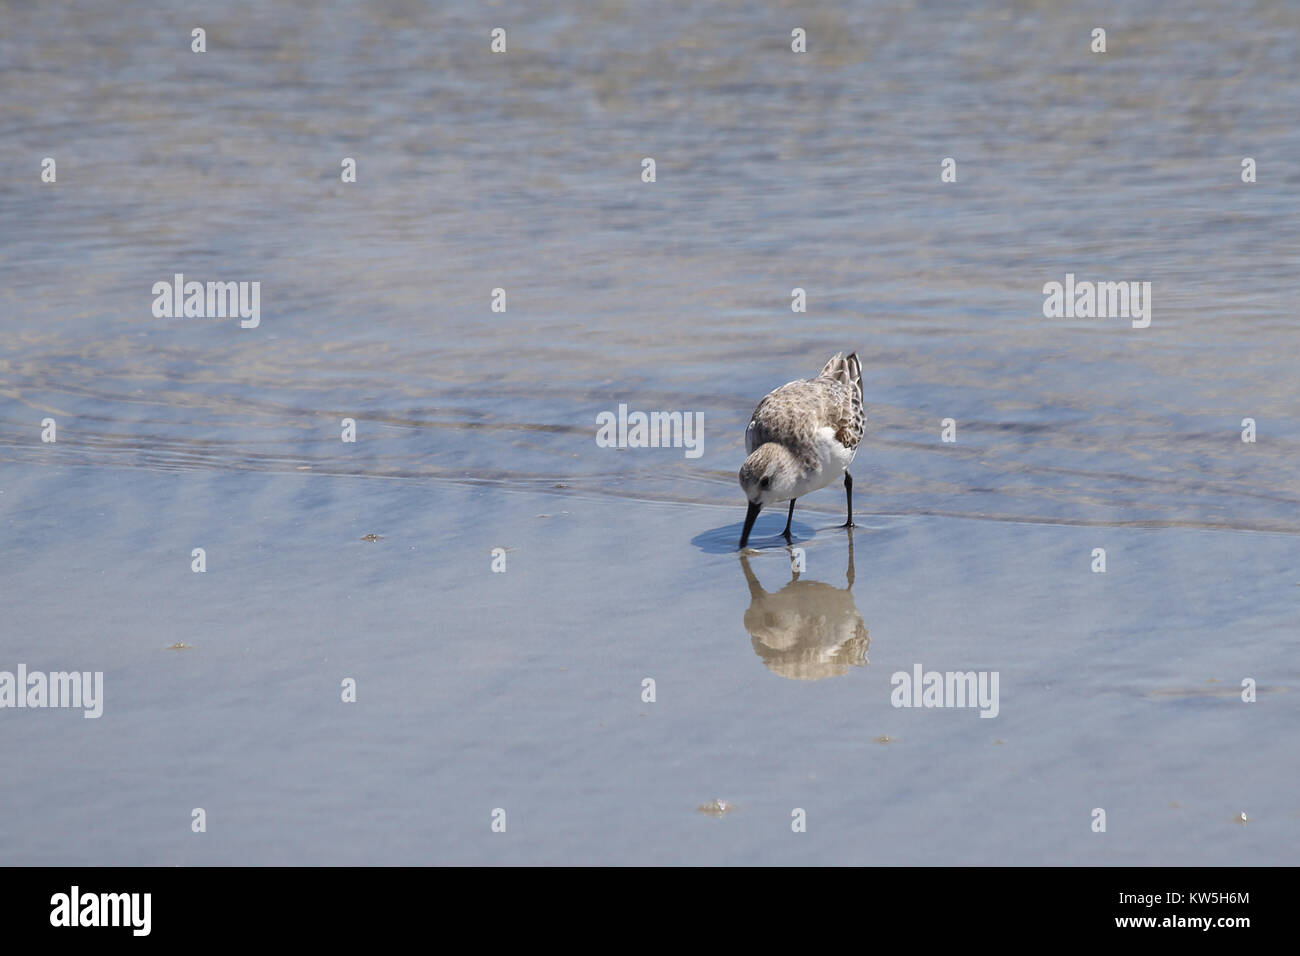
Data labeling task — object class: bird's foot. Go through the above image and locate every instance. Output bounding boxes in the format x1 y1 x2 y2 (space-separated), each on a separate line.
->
840 519 856 529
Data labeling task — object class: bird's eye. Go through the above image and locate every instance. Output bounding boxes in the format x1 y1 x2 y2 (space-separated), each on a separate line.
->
759 476 771 490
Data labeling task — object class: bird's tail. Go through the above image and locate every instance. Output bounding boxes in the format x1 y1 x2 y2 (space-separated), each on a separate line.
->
820 351 863 399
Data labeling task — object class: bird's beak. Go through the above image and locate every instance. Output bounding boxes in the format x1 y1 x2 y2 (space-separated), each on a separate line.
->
738 501 762 549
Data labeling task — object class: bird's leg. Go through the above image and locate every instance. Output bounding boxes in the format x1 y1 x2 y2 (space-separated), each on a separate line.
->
786 544 801 582
782 499 796 541
845 525 855 587
841 472 855 529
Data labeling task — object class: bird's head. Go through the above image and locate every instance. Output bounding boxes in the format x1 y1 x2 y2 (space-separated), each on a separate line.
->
738 443 800 547
738 443 800 508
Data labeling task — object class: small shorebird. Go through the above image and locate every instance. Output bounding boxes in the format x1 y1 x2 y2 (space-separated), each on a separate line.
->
738 352 864 548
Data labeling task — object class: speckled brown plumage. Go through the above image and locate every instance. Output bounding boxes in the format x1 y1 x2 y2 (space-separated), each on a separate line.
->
745 352 864 470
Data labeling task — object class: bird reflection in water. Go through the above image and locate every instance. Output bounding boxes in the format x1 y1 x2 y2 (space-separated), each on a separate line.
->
740 529 869 680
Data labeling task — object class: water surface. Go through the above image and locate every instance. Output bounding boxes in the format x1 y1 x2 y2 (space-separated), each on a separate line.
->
1 0 1297 864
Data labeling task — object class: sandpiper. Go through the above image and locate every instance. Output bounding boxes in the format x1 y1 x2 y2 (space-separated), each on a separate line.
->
738 352 864 548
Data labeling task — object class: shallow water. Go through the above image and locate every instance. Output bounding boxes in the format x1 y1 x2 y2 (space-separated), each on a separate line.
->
1 0 1297 864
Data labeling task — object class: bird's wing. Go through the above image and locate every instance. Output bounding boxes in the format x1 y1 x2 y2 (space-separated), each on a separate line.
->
746 380 825 459
821 353 865 450
747 354 866 456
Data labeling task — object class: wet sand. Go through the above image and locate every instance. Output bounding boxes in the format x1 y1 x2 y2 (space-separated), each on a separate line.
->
1 467 1295 864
